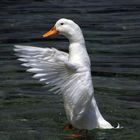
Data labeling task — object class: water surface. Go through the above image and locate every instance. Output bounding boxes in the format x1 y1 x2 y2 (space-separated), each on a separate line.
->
0 0 140 140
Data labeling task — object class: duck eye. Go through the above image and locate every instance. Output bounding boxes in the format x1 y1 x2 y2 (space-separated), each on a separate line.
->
61 23 64 25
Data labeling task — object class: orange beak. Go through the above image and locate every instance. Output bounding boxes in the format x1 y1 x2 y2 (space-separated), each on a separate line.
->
43 27 59 38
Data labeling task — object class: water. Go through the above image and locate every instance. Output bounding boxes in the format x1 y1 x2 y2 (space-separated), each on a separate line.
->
0 0 140 139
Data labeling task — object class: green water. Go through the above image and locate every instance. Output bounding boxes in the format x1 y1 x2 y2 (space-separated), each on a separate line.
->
0 0 140 139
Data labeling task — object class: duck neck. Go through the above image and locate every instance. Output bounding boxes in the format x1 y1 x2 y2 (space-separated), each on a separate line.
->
68 29 86 51
65 27 85 44
68 32 90 67
69 35 85 45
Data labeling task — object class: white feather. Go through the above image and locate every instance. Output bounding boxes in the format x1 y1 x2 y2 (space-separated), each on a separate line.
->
14 18 116 130
27 68 43 72
33 73 47 78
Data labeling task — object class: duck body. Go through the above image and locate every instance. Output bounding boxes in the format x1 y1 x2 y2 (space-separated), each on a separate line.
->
14 18 113 130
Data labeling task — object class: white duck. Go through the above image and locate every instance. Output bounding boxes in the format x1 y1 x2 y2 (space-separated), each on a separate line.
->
14 18 114 130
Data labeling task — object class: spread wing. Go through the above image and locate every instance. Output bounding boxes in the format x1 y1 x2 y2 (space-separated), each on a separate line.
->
14 45 93 120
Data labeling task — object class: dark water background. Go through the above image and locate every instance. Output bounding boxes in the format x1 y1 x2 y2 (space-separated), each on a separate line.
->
0 0 140 139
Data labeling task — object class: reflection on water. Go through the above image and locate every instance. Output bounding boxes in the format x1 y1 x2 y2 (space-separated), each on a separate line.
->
0 0 140 140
